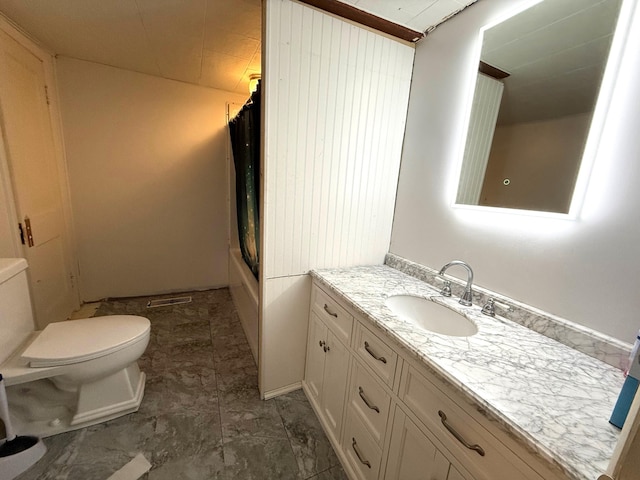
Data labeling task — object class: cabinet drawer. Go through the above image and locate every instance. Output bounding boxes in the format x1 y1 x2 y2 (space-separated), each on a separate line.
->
343 407 383 480
399 365 544 480
354 323 398 388
349 360 391 447
312 285 353 344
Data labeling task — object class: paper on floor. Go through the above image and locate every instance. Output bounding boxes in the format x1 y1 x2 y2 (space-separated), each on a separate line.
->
106 453 151 480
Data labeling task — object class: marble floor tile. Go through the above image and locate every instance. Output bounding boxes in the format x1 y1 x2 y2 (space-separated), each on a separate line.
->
147 445 225 480
308 465 350 480
137 369 218 418
219 393 289 442
276 391 342 478
16 288 346 480
150 412 223 468
156 319 212 346
220 436 300 480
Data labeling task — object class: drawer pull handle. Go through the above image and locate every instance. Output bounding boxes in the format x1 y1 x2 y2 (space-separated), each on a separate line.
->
324 345 330 352
358 387 380 413
364 341 387 364
323 304 338 317
319 340 326 348
351 437 371 468
438 410 485 457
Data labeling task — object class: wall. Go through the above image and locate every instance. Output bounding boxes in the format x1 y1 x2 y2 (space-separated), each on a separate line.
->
261 0 414 396
57 57 247 300
392 0 640 342
480 113 591 212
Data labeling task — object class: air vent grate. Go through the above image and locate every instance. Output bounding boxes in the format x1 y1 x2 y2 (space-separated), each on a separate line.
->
146 296 192 308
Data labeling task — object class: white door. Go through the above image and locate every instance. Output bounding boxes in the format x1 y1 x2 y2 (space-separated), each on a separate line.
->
0 29 76 328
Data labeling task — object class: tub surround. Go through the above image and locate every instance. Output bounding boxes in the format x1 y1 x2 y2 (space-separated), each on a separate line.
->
386 253 632 369
310 263 624 480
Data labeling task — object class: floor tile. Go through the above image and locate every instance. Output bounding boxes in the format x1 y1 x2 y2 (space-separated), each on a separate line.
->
276 392 341 478
309 465 350 480
220 436 300 480
16 288 346 480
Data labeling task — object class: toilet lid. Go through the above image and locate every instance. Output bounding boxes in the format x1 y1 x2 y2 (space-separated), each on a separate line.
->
21 315 151 367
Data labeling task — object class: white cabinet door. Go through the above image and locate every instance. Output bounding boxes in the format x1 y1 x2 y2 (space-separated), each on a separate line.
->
304 311 327 406
321 329 350 440
386 407 461 480
304 304 350 444
448 465 469 480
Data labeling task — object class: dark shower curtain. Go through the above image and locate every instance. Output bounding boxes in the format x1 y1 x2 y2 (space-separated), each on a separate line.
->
229 82 260 279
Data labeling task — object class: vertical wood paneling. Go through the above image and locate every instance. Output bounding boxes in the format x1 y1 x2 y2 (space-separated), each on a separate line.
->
264 0 414 279
262 274 311 394
260 0 413 394
457 73 504 205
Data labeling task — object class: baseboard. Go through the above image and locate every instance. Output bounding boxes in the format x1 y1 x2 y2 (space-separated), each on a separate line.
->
262 381 302 400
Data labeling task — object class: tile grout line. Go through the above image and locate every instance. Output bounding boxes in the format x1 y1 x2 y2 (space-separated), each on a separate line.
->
209 316 228 466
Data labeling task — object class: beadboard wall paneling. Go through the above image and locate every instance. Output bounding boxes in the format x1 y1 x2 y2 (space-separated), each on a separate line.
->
263 0 415 279
456 73 504 205
261 274 311 397
260 0 414 396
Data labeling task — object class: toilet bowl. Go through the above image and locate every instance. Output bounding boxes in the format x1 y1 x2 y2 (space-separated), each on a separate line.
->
0 258 151 438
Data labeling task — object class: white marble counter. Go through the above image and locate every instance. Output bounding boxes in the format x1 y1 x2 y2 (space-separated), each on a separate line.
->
310 265 624 480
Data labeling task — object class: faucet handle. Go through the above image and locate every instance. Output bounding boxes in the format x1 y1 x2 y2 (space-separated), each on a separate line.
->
433 275 452 297
481 298 495 316
440 280 452 297
481 297 513 317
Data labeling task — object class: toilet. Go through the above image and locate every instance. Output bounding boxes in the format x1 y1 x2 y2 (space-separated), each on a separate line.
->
0 258 150 438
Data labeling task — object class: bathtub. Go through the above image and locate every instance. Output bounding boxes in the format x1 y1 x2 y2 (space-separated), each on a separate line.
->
228 248 259 364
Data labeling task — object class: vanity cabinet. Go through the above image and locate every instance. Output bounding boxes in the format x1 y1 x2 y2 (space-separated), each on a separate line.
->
386 406 469 480
304 286 353 444
303 282 565 480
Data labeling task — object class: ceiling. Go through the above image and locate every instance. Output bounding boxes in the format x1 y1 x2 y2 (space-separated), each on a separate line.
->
481 0 622 125
338 0 475 33
0 0 474 95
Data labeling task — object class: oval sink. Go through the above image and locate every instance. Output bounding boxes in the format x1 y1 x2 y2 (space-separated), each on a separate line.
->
385 295 478 337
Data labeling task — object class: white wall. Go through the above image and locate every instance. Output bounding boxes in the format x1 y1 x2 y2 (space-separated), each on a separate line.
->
261 0 414 396
481 113 590 212
57 57 247 301
392 0 640 342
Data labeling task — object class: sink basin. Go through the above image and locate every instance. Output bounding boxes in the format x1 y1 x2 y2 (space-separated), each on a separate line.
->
385 295 478 337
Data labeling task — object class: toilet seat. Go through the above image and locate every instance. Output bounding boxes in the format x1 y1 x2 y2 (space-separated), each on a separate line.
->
21 315 151 367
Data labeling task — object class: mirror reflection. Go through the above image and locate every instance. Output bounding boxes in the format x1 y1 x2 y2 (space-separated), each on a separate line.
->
456 0 622 213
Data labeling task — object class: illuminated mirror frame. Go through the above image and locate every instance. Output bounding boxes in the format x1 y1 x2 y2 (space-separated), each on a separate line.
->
451 0 637 220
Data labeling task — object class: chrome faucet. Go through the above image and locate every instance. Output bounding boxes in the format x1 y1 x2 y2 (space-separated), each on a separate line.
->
438 260 474 306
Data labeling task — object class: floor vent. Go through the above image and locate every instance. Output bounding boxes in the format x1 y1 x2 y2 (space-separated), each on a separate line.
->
146 296 192 308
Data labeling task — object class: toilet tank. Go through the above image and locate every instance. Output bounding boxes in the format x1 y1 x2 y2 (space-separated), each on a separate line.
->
0 258 35 364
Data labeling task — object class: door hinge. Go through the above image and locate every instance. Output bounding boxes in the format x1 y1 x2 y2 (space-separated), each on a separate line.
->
44 85 50 105
24 216 34 247
18 222 25 245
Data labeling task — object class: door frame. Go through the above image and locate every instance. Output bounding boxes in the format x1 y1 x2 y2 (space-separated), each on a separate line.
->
0 13 80 311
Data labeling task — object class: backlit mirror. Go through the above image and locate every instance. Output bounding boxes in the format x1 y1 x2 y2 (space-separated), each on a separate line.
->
455 0 623 214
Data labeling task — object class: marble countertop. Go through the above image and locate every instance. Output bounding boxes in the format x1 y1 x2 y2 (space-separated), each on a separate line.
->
310 265 624 480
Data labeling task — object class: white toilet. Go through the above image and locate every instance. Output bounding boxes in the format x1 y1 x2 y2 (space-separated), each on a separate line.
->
0 258 150 438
